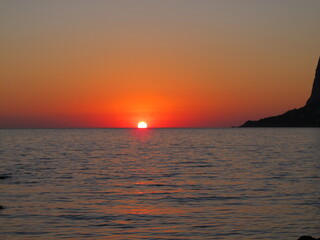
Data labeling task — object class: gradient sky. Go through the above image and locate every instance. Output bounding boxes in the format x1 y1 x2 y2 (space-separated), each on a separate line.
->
1 0 319 128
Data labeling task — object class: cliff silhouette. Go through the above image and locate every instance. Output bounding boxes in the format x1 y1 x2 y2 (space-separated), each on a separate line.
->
241 57 320 127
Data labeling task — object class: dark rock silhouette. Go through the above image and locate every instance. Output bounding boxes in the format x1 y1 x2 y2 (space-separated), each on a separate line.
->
298 236 320 240
307 57 320 105
241 57 320 127
0 175 11 179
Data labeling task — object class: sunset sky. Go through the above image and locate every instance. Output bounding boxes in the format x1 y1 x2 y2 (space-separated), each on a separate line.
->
1 0 319 128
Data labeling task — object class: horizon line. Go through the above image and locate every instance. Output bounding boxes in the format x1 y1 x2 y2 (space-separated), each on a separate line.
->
0 127 235 130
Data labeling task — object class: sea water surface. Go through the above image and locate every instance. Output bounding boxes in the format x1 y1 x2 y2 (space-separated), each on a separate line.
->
0 128 319 239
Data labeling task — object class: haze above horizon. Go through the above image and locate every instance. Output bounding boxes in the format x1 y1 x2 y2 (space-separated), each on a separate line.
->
1 0 319 128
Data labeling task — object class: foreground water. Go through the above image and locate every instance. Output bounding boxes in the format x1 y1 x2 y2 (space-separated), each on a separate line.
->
0 128 319 239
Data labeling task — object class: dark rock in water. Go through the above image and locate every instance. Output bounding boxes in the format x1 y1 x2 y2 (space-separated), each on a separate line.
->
241 57 320 127
0 174 11 179
297 236 319 240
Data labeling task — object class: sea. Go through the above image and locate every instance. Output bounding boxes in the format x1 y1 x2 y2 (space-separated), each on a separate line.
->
0 128 319 240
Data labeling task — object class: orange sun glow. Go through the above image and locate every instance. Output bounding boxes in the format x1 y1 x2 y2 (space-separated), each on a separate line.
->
137 121 148 128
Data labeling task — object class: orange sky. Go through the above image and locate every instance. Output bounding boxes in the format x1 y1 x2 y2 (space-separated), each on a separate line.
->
1 0 319 128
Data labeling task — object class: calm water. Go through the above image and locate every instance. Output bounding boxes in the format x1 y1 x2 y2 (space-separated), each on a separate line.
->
0 128 319 239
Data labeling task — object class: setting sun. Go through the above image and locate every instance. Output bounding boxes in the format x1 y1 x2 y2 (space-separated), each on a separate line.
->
137 121 148 128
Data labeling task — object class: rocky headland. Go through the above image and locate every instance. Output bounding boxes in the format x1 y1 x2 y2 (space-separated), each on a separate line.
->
241 57 320 127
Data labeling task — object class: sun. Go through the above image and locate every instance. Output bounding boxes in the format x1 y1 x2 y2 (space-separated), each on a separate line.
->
137 121 148 128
